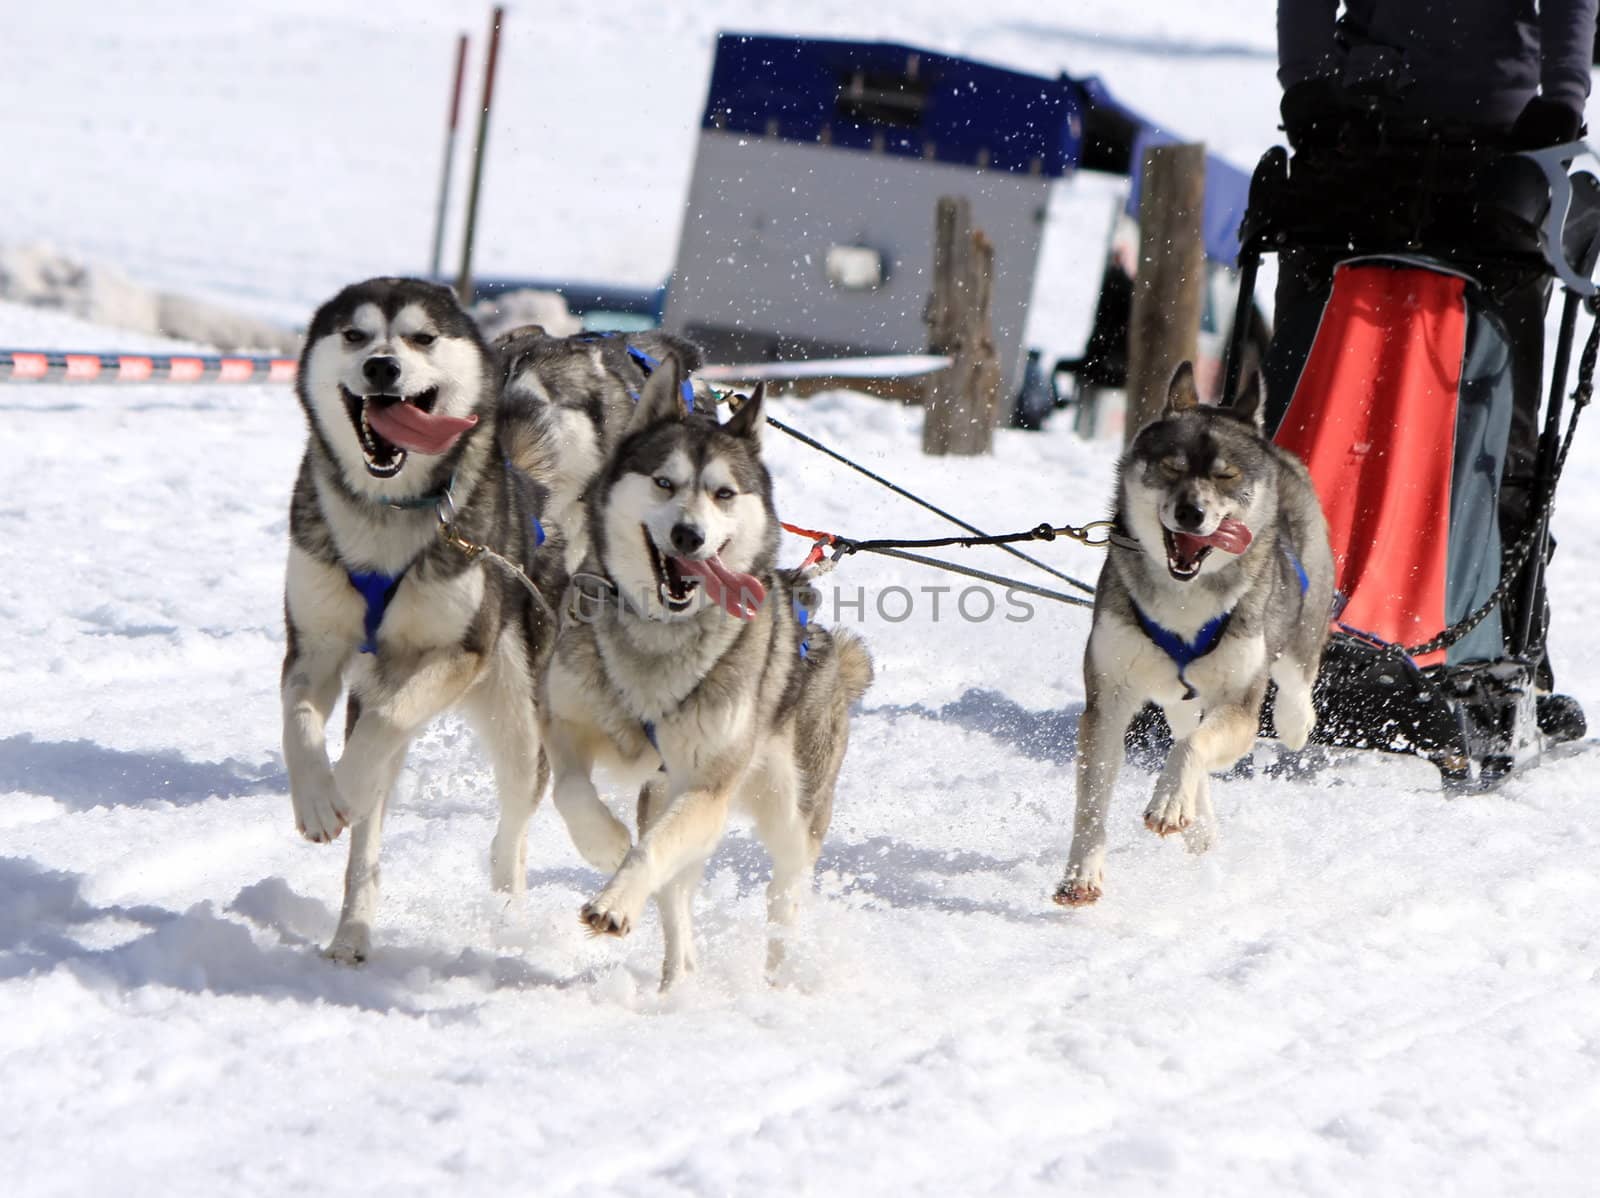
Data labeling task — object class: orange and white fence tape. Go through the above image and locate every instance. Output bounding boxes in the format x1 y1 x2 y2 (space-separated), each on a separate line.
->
0 349 297 384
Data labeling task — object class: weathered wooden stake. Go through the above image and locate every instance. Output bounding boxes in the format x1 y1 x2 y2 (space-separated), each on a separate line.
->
428 33 470 281
455 6 505 306
1125 143 1207 441
922 196 1001 456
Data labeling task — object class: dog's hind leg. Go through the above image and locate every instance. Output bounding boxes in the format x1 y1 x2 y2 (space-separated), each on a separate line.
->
655 861 705 992
750 761 812 980
328 697 391 965
639 777 700 990
1056 680 1141 907
464 639 550 895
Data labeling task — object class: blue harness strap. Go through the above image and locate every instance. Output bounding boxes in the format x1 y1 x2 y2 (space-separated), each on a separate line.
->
627 345 696 413
1285 546 1309 596
1131 603 1232 702
347 569 404 655
1132 545 1308 700
500 455 548 548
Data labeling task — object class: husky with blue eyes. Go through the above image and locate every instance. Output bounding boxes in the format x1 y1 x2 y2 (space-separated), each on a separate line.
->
538 352 873 990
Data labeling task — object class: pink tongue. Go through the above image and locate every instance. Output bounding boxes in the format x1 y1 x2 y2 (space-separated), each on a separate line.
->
675 555 767 620
366 400 479 456
1175 517 1253 557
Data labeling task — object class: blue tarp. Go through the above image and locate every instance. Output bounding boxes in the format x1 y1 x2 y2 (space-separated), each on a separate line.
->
1078 77 1252 266
702 33 1252 265
704 33 1083 178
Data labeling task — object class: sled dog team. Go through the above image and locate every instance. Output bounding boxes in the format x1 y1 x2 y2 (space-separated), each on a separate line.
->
281 277 1333 987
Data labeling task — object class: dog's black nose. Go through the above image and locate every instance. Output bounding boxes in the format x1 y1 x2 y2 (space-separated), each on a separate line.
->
1174 499 1206 530
363 356 401 391
670 523 705 555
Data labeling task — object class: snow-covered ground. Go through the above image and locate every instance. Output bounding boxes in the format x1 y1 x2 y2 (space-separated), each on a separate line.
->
3 3 1599 1195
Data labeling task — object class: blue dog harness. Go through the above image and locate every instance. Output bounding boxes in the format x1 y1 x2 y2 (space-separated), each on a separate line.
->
571 331 696 413
1132 544 1310 701
348 570 404 655
346 465 547 656
1131 605 1233 702
626 345 696 413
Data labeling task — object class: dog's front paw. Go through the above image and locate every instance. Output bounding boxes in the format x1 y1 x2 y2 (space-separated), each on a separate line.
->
1054 860 1104 907
1143 788 1195 837
1053 879 1103 907
291 775 348 844
580 899 631 938
324 925 370 965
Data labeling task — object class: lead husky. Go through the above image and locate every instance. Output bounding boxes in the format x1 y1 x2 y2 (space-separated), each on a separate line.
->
281 277 566 963
1056 363 1334 906
539 354 873 989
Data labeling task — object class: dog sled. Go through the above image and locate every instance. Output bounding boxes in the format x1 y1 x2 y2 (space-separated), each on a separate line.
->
1218 138 1600 788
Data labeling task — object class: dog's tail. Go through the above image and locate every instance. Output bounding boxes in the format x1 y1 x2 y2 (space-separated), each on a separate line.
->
832 627 875 705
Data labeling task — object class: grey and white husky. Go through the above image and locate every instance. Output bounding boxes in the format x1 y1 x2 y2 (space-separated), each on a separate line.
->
1056 363 1334 906
538 353 874 989
496 325 708 570
280 277 566 963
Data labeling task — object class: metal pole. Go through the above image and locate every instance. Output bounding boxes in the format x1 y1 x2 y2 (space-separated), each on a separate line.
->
1513 288 1580 655
455 6 505 306
428 33 469 281
1219 245 1260 404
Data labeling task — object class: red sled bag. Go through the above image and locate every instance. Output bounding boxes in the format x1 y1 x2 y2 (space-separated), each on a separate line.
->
1274 260 1513 668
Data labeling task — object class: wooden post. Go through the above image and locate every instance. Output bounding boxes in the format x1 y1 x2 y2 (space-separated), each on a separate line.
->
1124 143 1207 441
455 6 505 306
428 33 470 281
922 196 1001 456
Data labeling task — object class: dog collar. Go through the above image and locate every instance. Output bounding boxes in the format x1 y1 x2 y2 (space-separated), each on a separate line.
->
381 471 456 512
1105 516 1146 553
1130 602 1232 701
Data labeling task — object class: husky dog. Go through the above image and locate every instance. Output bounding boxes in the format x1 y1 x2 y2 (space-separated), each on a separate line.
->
538 354 873 989
281 277 566 963
496 326 707 569
1056 363 1334 906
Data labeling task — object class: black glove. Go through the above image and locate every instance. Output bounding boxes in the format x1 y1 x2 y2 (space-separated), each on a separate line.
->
1509 97 1584 149
1280 77 1351 150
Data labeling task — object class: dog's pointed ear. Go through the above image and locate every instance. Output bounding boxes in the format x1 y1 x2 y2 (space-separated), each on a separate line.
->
723 382 766 443
1163 361 1201 415
624 351 687 436
1232 369 1267 431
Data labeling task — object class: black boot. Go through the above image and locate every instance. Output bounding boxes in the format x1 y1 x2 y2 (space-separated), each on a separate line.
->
1536 692 1587 742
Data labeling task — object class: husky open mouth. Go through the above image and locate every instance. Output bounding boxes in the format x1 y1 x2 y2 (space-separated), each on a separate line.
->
1162 528 1212 580
642 528 768 619
643 526 702 612
339 385 476 478
1161 518 1253 582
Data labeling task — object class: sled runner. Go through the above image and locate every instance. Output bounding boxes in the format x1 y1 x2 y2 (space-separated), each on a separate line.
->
1221 139 1600 787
